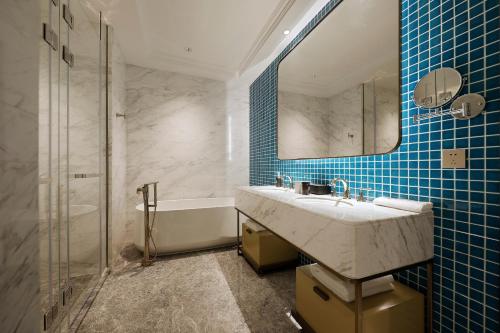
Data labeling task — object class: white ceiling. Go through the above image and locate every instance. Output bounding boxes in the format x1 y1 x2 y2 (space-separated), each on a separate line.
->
278 0 399 98
88 0 316 81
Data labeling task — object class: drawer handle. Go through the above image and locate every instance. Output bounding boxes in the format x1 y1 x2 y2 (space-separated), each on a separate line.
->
246 228 253 234
313 286 330 301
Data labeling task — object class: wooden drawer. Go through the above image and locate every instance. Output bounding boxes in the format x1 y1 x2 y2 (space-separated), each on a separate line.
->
296 265 424 333
242 222 297 271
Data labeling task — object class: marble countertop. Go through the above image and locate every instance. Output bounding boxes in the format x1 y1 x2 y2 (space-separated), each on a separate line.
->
235 186 434 279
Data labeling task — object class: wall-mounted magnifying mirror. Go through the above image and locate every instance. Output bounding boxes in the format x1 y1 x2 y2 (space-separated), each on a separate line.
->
413 68 463 108
412 67 486 123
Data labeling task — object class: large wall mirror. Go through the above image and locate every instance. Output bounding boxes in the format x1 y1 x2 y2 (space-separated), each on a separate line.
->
277 0 400 159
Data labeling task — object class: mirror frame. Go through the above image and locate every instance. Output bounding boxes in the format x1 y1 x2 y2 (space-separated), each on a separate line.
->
276 0 402 160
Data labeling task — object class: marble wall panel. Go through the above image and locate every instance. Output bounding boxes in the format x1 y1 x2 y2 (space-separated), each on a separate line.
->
328 85 364 156
125 65 249 251
109 39 129 264
277 90 330 159
277 83 399 159
0 0 40 331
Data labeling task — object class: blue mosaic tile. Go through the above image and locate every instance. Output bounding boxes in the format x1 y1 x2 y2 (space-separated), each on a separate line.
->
249 0 499 331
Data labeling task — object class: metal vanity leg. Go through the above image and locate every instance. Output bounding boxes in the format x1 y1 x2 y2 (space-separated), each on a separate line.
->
427 261 433 333
236 210 242 256
355 280 363 333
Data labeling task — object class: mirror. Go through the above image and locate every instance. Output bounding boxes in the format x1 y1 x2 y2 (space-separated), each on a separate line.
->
413 68 463 108
277 0 400 159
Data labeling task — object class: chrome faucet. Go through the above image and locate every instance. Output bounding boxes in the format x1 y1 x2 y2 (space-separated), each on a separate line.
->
283 175 293 190
330 177 350 199
356 188 371 202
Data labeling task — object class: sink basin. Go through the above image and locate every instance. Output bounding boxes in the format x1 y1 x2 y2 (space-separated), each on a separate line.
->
235 186 434 279
254 186 289 192
295 196 354 207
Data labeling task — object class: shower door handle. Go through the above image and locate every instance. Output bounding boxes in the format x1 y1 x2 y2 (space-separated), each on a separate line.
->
72 173 102 179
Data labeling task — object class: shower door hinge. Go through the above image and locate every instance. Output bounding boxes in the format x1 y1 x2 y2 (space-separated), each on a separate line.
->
43 302 59 331
63 4 74 29
62 45 74 67
42 23 58 51
62 284 73 306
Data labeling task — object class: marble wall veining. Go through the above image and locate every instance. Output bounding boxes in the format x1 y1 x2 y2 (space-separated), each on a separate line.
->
0 0 40 331
38 53 103 274
69 55 103 206
278 90 330 158
224 80 250 199
109 35 129 264
328 85 364 156
278 83 399 159
124 65 248 250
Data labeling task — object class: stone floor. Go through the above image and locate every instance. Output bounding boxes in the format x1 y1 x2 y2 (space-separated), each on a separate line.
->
77 248 298 333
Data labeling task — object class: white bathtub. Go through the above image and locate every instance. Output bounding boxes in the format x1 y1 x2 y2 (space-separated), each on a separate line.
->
134 197 236 254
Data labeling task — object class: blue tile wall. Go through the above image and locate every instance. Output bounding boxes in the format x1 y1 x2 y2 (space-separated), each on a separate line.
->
249 0 499 332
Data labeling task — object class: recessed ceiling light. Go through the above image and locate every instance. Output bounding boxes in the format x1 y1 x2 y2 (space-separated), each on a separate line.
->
283 30 290 35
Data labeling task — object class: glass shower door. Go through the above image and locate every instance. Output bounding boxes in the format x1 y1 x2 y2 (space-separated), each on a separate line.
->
38 0 107 330
66 0 105 324
38 0 61 329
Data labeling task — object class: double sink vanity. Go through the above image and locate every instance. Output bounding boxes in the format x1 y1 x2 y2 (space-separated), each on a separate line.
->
235 184 434 333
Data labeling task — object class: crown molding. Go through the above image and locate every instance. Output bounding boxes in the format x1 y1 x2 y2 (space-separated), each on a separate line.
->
133 50 236 81
238 0 296 75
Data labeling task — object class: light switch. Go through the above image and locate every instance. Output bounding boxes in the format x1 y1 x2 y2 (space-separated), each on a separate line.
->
442 149 467 168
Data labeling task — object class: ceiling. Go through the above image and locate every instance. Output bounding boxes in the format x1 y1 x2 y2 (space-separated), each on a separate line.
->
278 0 399 98
87 0 316 81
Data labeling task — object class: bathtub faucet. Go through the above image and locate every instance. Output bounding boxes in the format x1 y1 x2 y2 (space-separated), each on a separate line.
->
137 181 159 266
137 181 159 208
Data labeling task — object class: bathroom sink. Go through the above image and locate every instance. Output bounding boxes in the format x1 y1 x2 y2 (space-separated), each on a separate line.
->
235 186 434 279
254 186 289 192
295 196 354 207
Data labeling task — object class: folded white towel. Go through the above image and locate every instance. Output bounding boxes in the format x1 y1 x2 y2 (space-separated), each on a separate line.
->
310 264 394 302
245 219 266 232
373 197 433 213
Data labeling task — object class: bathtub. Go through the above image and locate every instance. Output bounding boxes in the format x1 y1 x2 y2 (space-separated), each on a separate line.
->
134 197 236 254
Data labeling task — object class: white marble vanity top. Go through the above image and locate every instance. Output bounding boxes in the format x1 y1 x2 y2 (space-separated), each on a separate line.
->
235 186 434 279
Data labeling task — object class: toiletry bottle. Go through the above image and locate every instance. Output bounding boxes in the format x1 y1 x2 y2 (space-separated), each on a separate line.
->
276 172 283 187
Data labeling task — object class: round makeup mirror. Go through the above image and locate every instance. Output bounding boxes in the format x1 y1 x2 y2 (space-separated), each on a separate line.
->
451 93 486 120
413 68 463 108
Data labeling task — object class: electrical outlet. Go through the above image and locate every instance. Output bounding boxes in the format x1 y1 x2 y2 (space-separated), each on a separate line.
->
442 149 467 168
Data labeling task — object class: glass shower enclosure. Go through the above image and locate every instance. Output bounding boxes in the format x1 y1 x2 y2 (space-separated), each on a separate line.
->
38 0 108 330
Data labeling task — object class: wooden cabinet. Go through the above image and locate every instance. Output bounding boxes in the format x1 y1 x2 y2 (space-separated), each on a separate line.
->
296 265 424 333
242 222 297 273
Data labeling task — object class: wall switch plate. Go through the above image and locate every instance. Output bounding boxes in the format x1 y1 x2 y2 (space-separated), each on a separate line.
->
442 149 467 168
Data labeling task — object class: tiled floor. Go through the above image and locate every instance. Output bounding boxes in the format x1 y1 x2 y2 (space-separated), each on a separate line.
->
77 248 298 333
